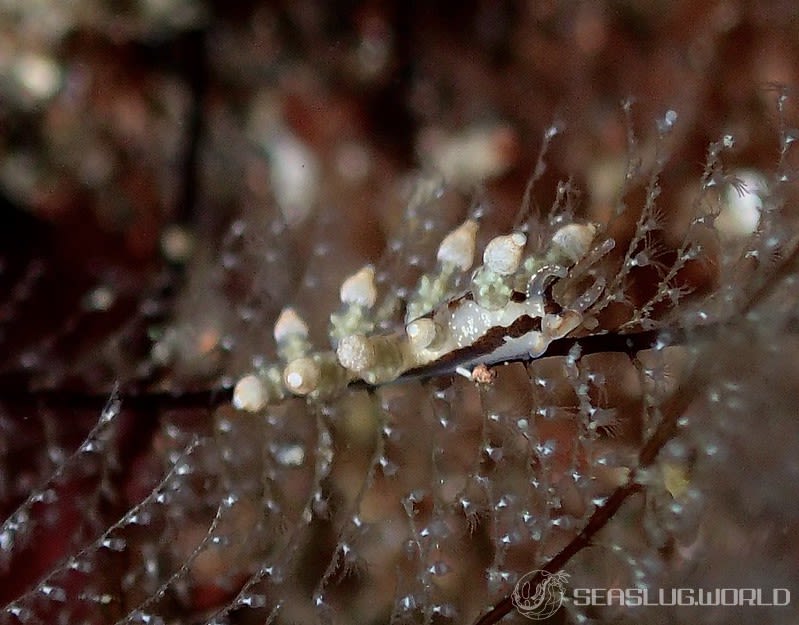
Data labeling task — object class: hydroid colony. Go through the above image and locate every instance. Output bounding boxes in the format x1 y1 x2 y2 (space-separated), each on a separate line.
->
3 104 799 625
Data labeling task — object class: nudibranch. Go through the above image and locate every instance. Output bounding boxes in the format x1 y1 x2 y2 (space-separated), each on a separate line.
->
233 218 611 412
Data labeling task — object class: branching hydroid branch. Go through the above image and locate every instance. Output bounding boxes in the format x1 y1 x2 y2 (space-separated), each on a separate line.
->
473 362 703 625
0 324 685 412
472 239 799 625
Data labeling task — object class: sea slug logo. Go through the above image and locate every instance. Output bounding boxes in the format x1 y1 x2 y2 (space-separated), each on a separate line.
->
512 569 569 620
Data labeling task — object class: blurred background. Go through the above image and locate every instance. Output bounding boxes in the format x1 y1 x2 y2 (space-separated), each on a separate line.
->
0 1 798 624
0 0 797 377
